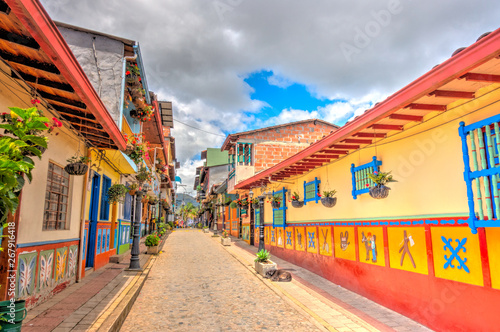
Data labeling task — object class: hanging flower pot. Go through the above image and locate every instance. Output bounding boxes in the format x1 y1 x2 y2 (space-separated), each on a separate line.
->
129 109 138 118
64 156 89 176
271 201 280 209
252 203 259 209
320 197 337 208
291 200 304 208
369 185 390 199
129 189 137 196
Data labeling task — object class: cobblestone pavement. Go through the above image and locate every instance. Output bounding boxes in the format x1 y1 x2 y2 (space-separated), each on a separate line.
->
121 230 323 331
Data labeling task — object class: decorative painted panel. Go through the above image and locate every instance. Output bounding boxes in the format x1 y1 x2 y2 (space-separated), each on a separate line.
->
295 227 305 252
242 226 250 241
285 227 294 250
318 226 333 256
388 227 428 275
486 228 500 290
83 227 87 259
106 229 110 252
306 226 318 254
97 229 102 255
270 228 276 246
276 227 284 248
264 227 270 245
17 251 37 298
55 247 68 282
431 227 483 286
357 227 385 267
38 249 54 292
68 245 78 278
334 227 355 261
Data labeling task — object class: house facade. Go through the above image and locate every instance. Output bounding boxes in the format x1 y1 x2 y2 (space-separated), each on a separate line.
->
235 29 500 331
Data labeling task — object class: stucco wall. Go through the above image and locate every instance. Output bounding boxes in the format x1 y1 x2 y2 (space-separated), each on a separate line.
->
57 26 124 126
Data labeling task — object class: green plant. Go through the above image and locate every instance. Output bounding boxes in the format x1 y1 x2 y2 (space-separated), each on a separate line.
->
224 197 232 206
0 107 50 226
203 225 208 229
197 222 202 228
128 183 138 191
322 190 337 198
126 63 140 76
124 133 150 164
66 155 90 164
107 184 128 204
251 198 259 205
222 230 229 238
271 195 281 203
368 171 397 186
136 166 152 184
291 192 300 201
255 249 271 263
196 184 202 191
145 233 160 247
230 201 237 209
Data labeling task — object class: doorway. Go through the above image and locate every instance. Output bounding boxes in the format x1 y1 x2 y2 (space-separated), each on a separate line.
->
86 172 100 268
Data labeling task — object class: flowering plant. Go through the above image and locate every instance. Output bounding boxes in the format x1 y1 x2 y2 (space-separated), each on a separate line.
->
136 166 153 184
155 162 168 175
145 233 160 247
235 198 248 206
291 192 300 201
126 63 140 76
222 230 229 238
368 171 396 186
130 105 154 122
124 133 150 164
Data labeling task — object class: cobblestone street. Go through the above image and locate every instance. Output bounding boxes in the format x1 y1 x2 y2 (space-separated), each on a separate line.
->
121 230 321 331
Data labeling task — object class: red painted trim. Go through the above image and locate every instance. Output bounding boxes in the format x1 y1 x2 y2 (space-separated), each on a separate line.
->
425 225 435 278
478 227 492 288
382 226 390 268
6 0 126 150
235 27 500 189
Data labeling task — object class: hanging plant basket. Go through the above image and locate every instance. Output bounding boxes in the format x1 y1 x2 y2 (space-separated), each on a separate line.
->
64 162 88 176
129 109 139 118
291 200 304 208
252 203 260 210
271 201 281 209
321 197 337 208
369 185 390 199
129 189 137 196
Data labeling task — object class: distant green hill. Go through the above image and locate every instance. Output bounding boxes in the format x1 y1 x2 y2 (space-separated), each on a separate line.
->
174 193 199 209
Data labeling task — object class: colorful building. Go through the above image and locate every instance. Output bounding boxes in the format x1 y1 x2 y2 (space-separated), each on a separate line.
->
235 29 500 331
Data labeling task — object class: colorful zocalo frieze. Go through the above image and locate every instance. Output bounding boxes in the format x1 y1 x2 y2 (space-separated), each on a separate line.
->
15 239 79 306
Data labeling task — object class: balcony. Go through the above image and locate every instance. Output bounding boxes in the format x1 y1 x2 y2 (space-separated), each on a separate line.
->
227 165 255 193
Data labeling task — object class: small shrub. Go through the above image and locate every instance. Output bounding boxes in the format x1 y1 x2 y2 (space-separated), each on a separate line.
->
145 233 160 247
255 249 271 263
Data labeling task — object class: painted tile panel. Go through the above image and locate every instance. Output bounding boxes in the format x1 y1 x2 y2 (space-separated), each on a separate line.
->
306 226 318 254
334 227 355 261
17 251 37 298
357 227 385 267
388 227 428 275
55 247 68 282
318 226 333 256
285 227 294 250
38 249 54 292
295 227 306 252
486 228 500 290
276 227 284 248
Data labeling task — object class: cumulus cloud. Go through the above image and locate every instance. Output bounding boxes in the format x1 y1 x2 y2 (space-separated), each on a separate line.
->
42 0 499 191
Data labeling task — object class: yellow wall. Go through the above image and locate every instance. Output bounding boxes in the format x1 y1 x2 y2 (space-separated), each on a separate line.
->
254 84 500 223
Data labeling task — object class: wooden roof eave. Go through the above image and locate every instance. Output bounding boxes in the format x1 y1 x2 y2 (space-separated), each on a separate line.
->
234 27 500 190
6 0 126 151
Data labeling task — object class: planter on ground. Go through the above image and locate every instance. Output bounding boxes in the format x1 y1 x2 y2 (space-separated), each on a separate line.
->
320 197 337 208
255 260 277 277
221 237 231 246
369 185 390 199
203 228 209 233
0 299 27 331
147 245 159 254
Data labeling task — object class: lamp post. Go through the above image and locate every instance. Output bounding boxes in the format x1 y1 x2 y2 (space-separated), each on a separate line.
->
129 187 144 270
258 194 265 252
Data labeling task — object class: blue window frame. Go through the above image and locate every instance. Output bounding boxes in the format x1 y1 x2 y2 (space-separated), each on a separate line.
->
351 156 382 199
106 229 110 251
236 143 253 166
97 229 101 255
123 192 132 221
255 208 260 227
272 187 287 228
100 176 112 220
83 228 87 257
303 177 321 204
459 117 500 233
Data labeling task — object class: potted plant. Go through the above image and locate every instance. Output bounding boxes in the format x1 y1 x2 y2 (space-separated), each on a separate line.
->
124 133 149 164
251 198 259 209
221 230 231 246
290 192 304 208
148 195 158 205
368 171 397 199
64 155 90 176
320 190 337 208
145 233 160 254
230 201 237 209
271 195 281 209
107 184 128 204
128 183 138 196
136 166 151 184
254 249 277 277
203 226 209 233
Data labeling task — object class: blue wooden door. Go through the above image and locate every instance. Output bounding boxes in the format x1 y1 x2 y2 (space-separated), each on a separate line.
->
86 173 100 268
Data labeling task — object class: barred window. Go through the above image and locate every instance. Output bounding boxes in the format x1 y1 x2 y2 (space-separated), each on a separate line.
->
43 162 70 230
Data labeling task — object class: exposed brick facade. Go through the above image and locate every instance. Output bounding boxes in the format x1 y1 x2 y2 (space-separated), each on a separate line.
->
228 120 336 173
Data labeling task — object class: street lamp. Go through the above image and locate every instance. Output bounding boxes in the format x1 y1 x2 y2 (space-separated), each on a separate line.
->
250 189 266 252
129 184 145 270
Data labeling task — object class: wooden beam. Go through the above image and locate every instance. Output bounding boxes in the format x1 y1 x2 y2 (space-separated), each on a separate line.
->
71 124 111 140
430 90 475 99
388 114 423 122
462 73 500 83
369 124 403 131
37 90 87 109
51 105 96 121
352 133 386 139
55 110 98 123
406 103 447 111
312 154 339 158
330 144 360 149
0 28 39 49
342 138 372 144
322 149 348 155
304 158 331 163
11 70 74 92
0 50 60 74
297 162 324 166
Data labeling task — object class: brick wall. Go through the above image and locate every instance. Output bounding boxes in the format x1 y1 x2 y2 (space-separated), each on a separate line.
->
240 121 335 173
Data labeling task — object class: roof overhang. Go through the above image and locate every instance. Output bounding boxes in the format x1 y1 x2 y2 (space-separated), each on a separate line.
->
5 0 126 150
236 28 500 190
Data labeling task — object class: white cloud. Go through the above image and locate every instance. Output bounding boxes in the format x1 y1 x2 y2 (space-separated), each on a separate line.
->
175 159 204 196
267 73 294 89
